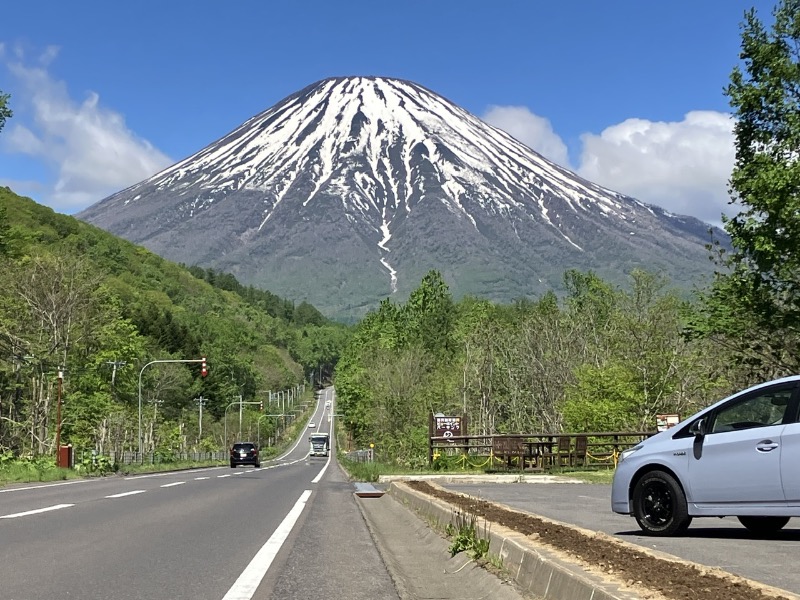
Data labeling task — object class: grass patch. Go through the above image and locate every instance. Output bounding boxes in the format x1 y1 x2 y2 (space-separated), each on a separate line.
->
0 461 81 486
446 506 491 559
339 458 408 482
550 468 615 484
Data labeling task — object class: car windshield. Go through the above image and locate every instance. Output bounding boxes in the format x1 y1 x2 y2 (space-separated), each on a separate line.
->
233 444 254 452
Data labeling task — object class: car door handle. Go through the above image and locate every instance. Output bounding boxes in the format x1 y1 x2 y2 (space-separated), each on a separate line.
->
756 439 779 452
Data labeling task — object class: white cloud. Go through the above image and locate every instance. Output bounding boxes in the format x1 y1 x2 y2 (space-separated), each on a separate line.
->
1 48 172 213
483 106 737 228
577 111 736 228
483 105 569 166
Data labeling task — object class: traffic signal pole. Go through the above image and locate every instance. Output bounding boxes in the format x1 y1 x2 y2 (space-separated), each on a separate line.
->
138 357 207 457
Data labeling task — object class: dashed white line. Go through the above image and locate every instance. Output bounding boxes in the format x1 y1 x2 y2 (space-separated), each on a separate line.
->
218 474 231 478
0 479 98 494
105 490 146 498
0 504 75 519
161 482 185 488
195 476 210 480
222 490 312 600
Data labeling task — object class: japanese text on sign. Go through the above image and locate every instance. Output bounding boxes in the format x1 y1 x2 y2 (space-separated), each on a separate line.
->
435 416 461 437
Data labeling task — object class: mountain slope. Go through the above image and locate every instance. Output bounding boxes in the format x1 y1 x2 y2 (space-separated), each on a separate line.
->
78 76 722 320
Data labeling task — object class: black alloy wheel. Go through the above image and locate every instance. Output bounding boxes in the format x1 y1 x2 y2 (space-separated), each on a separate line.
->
632 470 691 536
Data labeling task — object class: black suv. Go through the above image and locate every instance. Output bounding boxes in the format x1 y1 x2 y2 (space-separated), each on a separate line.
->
230 442 260 468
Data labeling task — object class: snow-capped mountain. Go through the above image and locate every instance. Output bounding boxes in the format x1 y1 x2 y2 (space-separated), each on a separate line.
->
78 76 722 320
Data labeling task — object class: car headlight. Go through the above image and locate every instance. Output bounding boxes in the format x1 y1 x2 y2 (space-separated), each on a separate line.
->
618 445 641 463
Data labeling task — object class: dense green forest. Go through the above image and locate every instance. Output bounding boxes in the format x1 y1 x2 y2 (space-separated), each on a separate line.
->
0 189 350 460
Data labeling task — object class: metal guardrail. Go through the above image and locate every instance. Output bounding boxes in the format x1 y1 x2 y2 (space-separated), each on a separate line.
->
74 450 228 466
345 449 374 463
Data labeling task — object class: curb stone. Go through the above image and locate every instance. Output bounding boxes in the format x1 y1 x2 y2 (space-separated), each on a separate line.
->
389 481 644 600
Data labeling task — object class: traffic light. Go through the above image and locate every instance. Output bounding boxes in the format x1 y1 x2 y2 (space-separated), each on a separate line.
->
201 357 208 378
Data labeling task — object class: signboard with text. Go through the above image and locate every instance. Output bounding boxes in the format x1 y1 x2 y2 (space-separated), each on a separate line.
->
434 416 462 440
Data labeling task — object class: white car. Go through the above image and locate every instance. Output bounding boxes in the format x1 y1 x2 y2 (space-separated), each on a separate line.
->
308 422 316 428
611 375 800 536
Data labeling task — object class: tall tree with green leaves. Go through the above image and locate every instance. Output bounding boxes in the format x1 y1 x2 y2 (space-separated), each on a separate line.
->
0 91 11 135
703 0 800 377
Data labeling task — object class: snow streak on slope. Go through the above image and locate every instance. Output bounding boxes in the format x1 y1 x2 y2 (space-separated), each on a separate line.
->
103 76 692 293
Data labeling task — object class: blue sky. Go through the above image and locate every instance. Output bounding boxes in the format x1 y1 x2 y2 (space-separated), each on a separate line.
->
0 1 778 227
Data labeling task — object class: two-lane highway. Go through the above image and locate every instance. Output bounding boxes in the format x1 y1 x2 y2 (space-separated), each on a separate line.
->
0 388 397 600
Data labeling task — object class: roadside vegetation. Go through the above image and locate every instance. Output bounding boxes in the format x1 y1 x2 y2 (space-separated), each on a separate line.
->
334 1 800 469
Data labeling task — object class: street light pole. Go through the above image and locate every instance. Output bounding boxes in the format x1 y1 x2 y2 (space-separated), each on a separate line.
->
224 399 261 448
138 357 206 456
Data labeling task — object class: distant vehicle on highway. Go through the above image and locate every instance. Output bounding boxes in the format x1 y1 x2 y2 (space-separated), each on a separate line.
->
308 422 316 428
309 432 330 457
612 376 800 536
230 442 260 468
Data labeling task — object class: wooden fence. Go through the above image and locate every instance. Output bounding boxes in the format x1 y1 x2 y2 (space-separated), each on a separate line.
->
429 431 655 471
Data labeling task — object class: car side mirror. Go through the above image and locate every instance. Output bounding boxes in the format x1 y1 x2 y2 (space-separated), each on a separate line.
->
689 418 706 437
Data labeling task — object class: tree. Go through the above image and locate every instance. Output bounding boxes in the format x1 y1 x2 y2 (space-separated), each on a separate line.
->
0 91 11 135
403 270 456 358
709 0 800 376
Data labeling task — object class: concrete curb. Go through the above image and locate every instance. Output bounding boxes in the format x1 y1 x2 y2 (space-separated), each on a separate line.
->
379 473 582 484
389 481 642 600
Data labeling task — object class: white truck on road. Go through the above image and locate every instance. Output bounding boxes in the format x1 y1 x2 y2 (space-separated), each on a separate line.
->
309 432 330 457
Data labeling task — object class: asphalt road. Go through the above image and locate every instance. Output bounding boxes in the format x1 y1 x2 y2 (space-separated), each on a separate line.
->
0 388 397 600
439 481 800 595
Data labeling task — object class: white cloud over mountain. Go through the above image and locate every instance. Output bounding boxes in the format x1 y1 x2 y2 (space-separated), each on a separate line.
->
484 107 736 228
2 48 737 228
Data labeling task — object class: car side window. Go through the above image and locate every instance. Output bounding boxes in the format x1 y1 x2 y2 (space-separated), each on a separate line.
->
710 388 794 433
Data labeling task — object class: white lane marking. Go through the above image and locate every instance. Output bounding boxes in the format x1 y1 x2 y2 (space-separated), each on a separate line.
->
105 490 146 498
195 476 210 480
221 490 312 600
161 482 185 488
0 479 98 494
311 455 330 484
0 503 74 519
218 474 231 478
124 465 225 480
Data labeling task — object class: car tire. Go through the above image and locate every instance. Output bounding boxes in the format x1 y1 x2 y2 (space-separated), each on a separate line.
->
230 462 236 468
632 470 691 536
737 516 790 535
255 462 261 468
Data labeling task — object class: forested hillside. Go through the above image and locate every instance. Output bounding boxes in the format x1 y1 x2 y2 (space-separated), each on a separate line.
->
0 188 350 459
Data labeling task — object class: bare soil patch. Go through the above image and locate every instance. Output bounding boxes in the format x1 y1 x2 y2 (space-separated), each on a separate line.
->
405 480 793 600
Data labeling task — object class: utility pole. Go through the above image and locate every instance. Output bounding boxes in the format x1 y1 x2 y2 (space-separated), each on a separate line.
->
55 369 63 467
238 394 243 439
105 360 127 386
196 396 205 440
